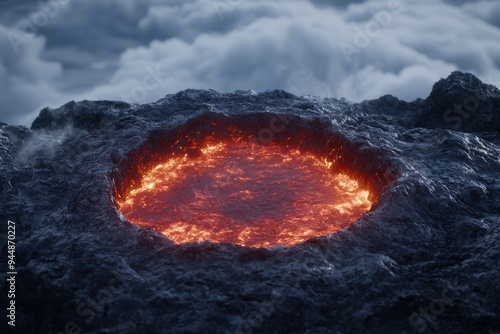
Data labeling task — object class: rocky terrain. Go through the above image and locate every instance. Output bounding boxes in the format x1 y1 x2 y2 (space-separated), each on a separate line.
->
1 71 499 333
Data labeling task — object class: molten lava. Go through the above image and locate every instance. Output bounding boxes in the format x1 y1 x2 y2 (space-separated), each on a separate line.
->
118 141 373 248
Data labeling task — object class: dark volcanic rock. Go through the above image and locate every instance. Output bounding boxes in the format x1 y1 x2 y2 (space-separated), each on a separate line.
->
1 72 499 334
416 71 500 133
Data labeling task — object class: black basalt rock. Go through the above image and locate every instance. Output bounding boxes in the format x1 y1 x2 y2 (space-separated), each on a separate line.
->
0 72 499 334
416 71 500 133
31 100 130 132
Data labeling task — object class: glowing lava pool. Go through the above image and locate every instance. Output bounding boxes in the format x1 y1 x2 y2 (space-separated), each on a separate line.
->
118 141 373 248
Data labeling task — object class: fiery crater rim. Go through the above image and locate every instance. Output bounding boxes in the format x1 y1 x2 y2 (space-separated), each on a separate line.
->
113 112 393 248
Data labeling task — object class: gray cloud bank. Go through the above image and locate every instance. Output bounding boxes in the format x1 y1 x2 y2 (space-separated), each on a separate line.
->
1 0 499 125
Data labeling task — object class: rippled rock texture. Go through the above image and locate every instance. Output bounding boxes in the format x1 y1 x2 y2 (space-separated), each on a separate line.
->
1 71 499 333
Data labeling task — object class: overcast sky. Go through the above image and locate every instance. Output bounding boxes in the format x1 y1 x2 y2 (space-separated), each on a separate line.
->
1 0 499 125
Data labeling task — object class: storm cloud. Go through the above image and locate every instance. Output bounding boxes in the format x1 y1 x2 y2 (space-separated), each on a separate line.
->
1 0 499 125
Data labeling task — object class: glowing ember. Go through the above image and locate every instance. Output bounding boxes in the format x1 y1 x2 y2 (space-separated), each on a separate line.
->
118 142 373 248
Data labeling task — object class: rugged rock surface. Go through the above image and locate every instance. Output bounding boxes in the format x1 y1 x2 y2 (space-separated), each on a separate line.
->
1 71 499 333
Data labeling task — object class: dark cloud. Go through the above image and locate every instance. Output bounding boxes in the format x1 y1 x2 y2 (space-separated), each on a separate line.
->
0 24 62 125
442 0 475 5
0 0 499 125
309 0 365 8
462 1 500 28
0 0 38 24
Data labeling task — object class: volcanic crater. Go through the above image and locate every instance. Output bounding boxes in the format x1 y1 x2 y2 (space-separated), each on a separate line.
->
113 113 394 248
1 72 499 333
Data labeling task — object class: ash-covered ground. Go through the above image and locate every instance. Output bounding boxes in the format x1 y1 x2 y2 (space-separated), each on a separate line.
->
1 71 499 334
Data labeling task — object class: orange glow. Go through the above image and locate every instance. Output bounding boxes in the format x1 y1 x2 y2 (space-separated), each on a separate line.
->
118 141 373 248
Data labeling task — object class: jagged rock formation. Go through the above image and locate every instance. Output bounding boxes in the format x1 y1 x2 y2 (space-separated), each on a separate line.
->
0 71 499 333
